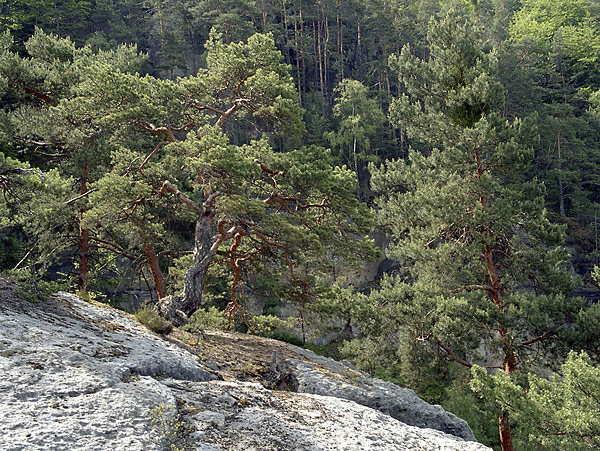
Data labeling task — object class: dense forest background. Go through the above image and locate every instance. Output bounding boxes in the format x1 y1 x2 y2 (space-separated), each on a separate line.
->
2 1 600 450
5 0 600 270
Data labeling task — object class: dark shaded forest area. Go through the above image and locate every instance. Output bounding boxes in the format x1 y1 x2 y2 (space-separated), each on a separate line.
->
2 1 600 450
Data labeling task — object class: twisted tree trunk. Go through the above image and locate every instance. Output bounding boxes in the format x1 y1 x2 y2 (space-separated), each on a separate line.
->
157 212 216 326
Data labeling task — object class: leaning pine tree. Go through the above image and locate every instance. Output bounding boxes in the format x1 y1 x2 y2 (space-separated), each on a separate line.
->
370 9 577 451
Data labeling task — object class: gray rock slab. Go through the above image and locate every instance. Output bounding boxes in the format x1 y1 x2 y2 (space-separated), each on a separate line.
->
0 283 490 451
0 291 216 451
287 347 477 441
168 379 490 450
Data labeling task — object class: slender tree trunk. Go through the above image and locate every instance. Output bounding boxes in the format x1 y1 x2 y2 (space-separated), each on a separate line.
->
317 18 324 98
313 20 319 93
595 209 598 264
300 3 307 100
77 165 90 293
293 0 302 105
557 128 566 217
337 0 343 81
324 11 329 103
476 147 516 451
143 241 168 299
281 0 289 42
353 136 360 199
356 9 363 77
78 227 89 292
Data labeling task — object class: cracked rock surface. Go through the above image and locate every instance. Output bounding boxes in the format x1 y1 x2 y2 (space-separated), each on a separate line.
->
0 278 491 450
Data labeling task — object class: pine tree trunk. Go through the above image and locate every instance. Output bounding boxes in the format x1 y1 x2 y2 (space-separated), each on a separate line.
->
477 149 516 451
281 0 289 42
557 128 566 217
324 12 329 103
317 18 324 98
143 242 168 299
78 227 89 293
313 20 319 93
77 166 89 293
300 3 307 100
337 0 343 81
157 212 216 325
293 0 302 105
356 10 363 77
353 135 360 200
499 413 514 451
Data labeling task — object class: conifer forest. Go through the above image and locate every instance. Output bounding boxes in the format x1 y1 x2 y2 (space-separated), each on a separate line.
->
1 1 600 449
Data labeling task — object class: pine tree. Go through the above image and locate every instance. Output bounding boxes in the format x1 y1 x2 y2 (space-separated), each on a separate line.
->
2 29 377 325
471 350 600 450
369 8 576 450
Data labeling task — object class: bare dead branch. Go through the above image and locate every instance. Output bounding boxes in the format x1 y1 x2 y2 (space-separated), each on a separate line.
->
13 238 39 270
64 188 98 205
436 339 473 368
519 330 555 347
33 149 71 158
139 140 169 176
157 180 202 215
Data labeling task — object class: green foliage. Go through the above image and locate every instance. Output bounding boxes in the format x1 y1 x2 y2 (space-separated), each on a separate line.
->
147 403 189 451
3 268 69 302
185 306 229 330
251 314 299 339
373 5 574 371
184 306 299 342
509 0 600 226
266 327 304 347
442 374 500 448
471 351 600 450
510 0 600 68
350 10 600 448
0 151 74 276
136 307 174 334
326 79 386 196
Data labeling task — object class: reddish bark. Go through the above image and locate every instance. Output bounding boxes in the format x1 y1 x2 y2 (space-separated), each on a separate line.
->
143 242 168 299
476 146 516 451
78 227 89 293
499 413 514 451
226 230 253 331
22 86 58 106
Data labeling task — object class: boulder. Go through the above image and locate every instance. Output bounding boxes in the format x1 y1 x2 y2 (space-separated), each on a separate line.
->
285 351 476 440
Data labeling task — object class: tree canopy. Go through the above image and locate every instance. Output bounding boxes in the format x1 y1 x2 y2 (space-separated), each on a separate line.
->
2 2 600 451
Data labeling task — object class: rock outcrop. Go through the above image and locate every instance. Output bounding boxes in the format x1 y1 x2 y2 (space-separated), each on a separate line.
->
0 278 491 450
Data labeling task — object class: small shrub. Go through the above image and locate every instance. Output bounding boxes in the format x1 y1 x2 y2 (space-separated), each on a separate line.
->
147 404 188 451
267 328 304 346
250 314 291 336
186 306 228 330
136 307 173 334
77 289 107 304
